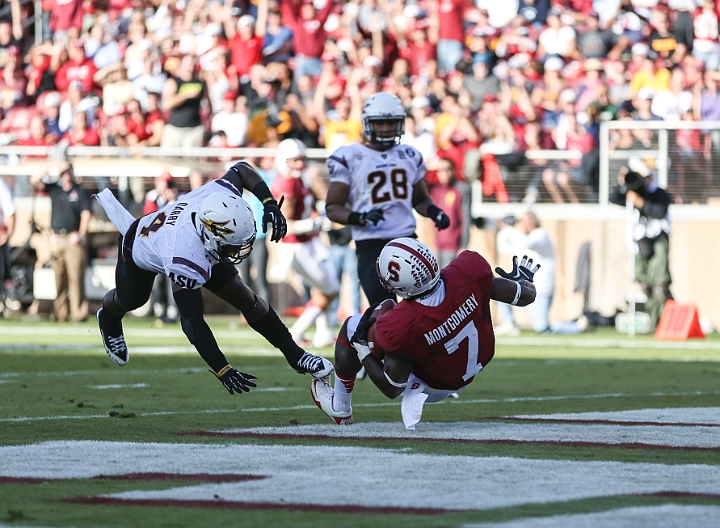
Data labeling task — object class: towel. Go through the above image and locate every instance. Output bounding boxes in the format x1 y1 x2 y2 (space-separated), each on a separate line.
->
93 188 136 236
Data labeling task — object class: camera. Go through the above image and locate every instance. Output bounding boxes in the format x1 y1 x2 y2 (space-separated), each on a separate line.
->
623 170 644 192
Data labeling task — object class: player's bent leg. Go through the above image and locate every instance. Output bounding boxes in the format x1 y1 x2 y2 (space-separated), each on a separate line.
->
98 290 130 366
311 378 353 426
209 274 333 379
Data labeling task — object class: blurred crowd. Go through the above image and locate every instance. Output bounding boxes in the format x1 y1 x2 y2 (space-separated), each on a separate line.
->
1 0 720 204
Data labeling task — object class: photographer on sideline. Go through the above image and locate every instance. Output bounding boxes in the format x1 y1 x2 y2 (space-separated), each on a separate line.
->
609 158 672 329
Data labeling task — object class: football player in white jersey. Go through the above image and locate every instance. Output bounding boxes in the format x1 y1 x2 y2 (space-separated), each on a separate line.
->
94 161 333 396
325 92 451 305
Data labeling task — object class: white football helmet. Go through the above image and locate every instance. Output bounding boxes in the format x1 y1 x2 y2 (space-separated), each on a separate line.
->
275 138 307 177
376 238 440 299
194 192 256 263
362 92 406 149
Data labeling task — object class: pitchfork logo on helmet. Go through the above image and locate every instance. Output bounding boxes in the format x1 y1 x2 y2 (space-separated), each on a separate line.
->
376 238 440 299
194 192 256 263
362 92 406 149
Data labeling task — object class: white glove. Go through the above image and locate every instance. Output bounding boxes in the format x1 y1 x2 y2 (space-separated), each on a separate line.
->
352 342 372 363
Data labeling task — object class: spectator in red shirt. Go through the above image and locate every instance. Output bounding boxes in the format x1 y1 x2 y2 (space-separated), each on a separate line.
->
223 1 268 82
63 110 100 146
0 50 27 112
428 157 466 268
54 40 98 94
433 0 469 74
16 115 57 151
401 21 439 79
25 43 56 100
281 0 336 78
49 0 85 45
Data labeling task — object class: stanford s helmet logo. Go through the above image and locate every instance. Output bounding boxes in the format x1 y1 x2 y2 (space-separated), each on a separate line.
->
387 260 401 282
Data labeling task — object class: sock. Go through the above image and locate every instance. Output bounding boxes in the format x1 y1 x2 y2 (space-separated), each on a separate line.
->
247 305 304 365
333 372 355 413
315 310 330 335
290 302 321 340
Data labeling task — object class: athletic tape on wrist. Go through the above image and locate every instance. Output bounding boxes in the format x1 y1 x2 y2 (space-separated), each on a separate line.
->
510 282 522 306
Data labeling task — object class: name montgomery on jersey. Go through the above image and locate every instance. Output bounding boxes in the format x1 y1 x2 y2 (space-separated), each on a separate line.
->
424 294 479 346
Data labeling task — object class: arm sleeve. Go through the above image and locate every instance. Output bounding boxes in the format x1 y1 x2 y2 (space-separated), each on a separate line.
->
173 287 229 372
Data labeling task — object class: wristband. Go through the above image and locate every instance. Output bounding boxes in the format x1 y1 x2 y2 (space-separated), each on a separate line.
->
216 364 233 377
251 182 275 204
347 212 364 226
510 282 522 306
384 371 407 388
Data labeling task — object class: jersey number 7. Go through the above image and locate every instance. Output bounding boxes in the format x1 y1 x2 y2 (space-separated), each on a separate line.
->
444 320 483 382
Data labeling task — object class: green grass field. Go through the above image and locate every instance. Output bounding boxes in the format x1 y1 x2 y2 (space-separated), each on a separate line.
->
1 317 719 528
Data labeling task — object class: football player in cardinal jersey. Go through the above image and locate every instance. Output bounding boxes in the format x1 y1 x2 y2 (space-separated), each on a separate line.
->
271 138 340 348
94 160 333 396
325 92 451 305
310 238 538 428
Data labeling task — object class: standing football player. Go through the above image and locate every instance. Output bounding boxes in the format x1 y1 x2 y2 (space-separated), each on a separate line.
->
310 238 538 428
271 138 340 348
325 92 451 305
94 160 333 396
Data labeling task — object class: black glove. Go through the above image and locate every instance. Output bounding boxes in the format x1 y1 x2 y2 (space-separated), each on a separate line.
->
262 196 287 242
360 208 385 226
428 204 450 230
495 255 541 283
213 366 258 395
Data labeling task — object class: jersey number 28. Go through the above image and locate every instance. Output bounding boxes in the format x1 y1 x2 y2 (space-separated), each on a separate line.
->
444 320 484 382
368 168 407 204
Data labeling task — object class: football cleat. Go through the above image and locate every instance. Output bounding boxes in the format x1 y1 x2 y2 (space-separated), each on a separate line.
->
294 352 333 379
97 308 129 366
311 378 353 425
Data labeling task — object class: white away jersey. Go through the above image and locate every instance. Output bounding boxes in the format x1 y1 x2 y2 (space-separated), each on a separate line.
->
130 178 242 289
327 143 426 241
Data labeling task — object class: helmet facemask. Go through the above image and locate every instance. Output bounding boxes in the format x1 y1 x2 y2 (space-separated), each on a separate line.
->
195 193 257 264
364 117 405 149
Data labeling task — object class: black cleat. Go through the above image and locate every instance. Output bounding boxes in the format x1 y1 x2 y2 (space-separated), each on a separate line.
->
97 308 129 366
293 352 333 379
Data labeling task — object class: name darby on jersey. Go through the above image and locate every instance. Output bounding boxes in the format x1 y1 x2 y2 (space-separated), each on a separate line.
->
424 294 479 346
166 202 188 226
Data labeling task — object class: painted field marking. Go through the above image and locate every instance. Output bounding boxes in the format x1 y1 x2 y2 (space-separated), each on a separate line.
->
464 504 720 528
3 393 720 423
210 418 720 450
1 441 719 512
503 407 720 427
89 383 149 390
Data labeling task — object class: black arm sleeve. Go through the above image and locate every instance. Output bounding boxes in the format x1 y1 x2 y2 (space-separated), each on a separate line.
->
173 287 229 373
608 185 627 206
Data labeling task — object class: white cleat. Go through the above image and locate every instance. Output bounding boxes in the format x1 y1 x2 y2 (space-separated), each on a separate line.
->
294 352 334 379
310 378 353 425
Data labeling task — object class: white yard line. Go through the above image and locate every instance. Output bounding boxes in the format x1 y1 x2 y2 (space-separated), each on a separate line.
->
1 441 719 512
464 504 720 528
220 420 720 449
88 383 149 389
508 407 720 425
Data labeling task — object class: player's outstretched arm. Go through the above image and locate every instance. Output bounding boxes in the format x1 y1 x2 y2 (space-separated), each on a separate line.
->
491 278 536 307
173 286 258 394
222 161 287 242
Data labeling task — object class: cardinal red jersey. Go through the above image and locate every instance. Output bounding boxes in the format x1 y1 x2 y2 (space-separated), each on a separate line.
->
374 251 495 391
270 175 316 244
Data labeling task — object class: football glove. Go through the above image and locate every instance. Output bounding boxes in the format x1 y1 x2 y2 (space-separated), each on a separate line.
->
262 196 287 242
350 302 379 362
213 366 258 395
360 208 385 226
428 204 450 230
495 255 541 283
